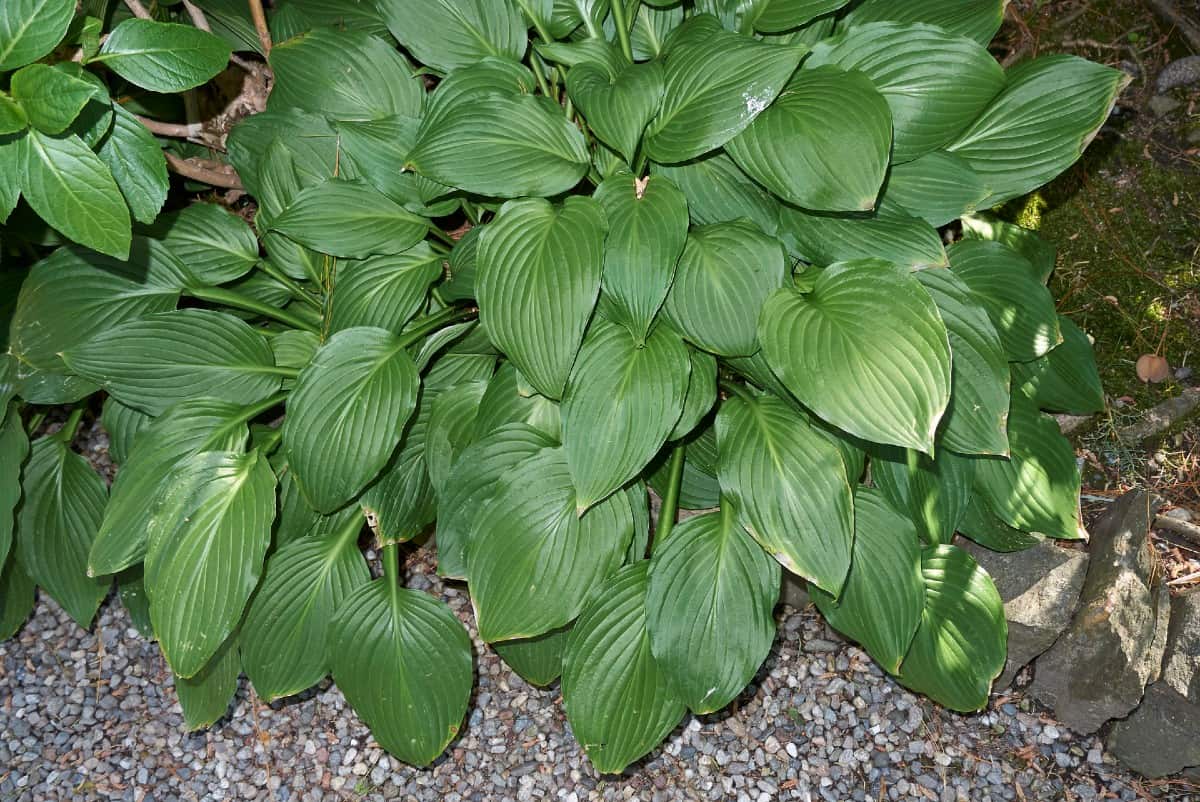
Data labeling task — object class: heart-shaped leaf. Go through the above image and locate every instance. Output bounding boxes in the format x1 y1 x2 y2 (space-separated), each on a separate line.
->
567 60 665 164
871 447 976 546
379 0 527 74
269 179 429 259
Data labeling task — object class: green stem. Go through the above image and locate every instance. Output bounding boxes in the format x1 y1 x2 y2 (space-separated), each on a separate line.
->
427 226 457 248
55 407 86 444
397 306 478 349
256 261 323 311
185 285 321 335
253 365 301 380
26 411 47 434
653 444 686 552
256 427 283 455
234 392 289 424
610 0 635 63
382 543 400 589
529 53 555 98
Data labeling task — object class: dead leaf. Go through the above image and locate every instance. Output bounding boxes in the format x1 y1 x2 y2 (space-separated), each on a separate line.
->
1136 354 1171 383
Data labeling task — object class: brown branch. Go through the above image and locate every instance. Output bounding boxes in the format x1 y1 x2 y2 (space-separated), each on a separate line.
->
165 152 243 189
1156 514 1200 547
123 0 152 20
136 115 203 138
181 0 211 30
248 0 272 56
1147 0 1200 53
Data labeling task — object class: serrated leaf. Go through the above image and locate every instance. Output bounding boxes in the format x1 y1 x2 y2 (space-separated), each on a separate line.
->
96 19 232 93
436 423 557 579
760 261 951 453
269 179 429 259
883 151 989 227
646 504 779 713
0 135 21 224
494 625 571 687
563 563 686 774
810 488 924 673
468 448 633 641
872 447 976 546
842 0 1007 46
776 202 948 270
806 23 1004 163
329 579 473 765
563 320 690 509
267 28 423 120
242 508 371 701
643 22 806 163
379 0 527 74
653 151 780 235
90 398 256 576
898 544 1006 711
477 197 604 399
0 0 76 71
914 268 1010 456
62 309 281 416
16 437 110 627
17 128 131 259
972 394 1084 541
567 60 665 164
176 632 240 730
408 95 590 198
284 327 420 514
0 404 30 567
10 64 99 134
715 395 853 592
947 55 1129 206
727 65 892 212
144 203 260 286
98 105 168 225
663 220 789 357
146 449 276 677
948 239 1061 362
1013 316 1105 415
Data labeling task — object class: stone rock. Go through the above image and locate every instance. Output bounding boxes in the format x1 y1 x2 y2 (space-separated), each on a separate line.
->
1030 490 1171 734
958 538 1089 689
1108 589 1200 777
779 573 809 610
1148 94 1181 118
1156 55 1200 93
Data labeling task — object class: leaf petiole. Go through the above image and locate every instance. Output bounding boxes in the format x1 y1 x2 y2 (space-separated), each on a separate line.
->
184 285 322 335
652 443 686 552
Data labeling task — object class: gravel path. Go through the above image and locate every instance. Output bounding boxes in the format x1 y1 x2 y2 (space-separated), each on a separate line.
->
0 550 1176 802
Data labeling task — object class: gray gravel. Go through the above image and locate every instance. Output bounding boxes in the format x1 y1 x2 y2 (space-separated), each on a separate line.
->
1 553 1182 802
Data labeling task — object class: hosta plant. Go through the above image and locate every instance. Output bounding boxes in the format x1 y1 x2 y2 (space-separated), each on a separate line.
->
1 0 1123 774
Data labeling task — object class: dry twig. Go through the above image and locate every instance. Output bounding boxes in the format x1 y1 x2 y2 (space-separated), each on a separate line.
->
164 152 244 189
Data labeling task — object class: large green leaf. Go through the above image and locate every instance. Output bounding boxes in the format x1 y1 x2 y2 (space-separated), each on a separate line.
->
810 488 924 673
563 320 690 509
329 579 473 765
269 179 429 259
914 268 1010 456
948 239 1061 362
760 261 951 452
872 447 975 546
62 309 281 415
359 388 437 546
1013 316 1105 415
669 348 717 441
961 214 1057 284
471 362 562 440
715 394 853 593
883 151 990 227
972 394 1084 541
95 19 232 93
749 0 849 32
0 404 29 567
146 449 276 677
649 423 722 510
493 625 571 687
284 327 420 513
421 56 536 130
0 0 75 71
97 105 168 225
407 95 590 198
775 202 947 270
899 544 1006 711
89 398 255 576
436 423 557 579
268 28 423 120
15 437 110 627
957 495 1042 553
6 245 181 403
329 246 442 335
143 203 260 286
646 503 779 713
379 0 526 73
806 23 1003 163
0 136 20 223
594 175 688 343
18 128 131 259
652 151 779 235
663 220 789 357
242 508 371 701
425 380 488 499
9 64 99 135
468 448 633 641
642 21 807 163
947 55 1129 206
175 633 240 730
562 563 686 774
842 0 1007 46
631 2 681 60
477 197 605 399
0 556 36 639
567 60 665 164
727 65 892 211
